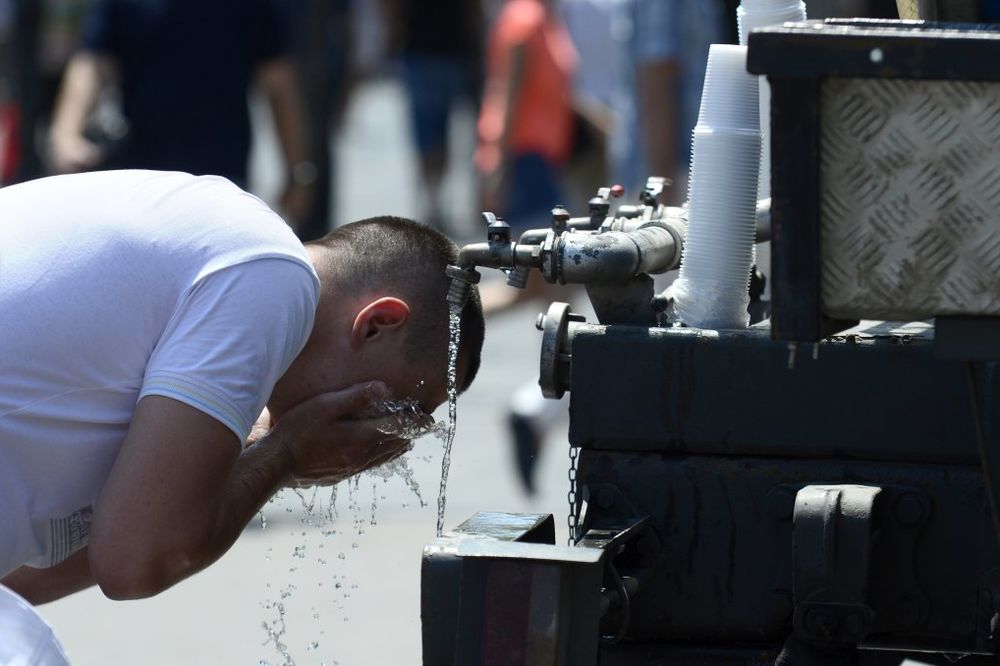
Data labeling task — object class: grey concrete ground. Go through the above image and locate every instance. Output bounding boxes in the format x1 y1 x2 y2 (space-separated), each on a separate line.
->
36 78 573 666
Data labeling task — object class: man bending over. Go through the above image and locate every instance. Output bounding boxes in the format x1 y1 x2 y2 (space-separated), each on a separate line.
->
0 170 485 609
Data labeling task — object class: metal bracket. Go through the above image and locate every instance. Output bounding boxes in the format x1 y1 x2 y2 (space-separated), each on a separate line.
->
584 275 658 326
577 483 656 646
792 484 881 645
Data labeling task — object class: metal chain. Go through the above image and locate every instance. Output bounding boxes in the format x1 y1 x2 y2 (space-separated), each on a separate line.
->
567 443 579 546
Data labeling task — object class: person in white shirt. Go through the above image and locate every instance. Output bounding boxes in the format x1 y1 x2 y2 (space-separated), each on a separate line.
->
0 169 485 609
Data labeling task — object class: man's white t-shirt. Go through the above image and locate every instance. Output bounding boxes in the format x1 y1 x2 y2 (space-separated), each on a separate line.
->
0 170 320 577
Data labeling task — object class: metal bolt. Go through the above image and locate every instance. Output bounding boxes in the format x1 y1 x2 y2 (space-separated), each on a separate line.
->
766 487 796 521
894 493 925 527
597 488 615 509
870 47 884 63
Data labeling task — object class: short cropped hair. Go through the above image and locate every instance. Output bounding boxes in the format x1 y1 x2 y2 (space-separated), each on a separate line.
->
307 216 485 392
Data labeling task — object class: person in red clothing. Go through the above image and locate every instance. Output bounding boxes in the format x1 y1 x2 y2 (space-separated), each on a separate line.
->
476 0 578 494
476 0 577 234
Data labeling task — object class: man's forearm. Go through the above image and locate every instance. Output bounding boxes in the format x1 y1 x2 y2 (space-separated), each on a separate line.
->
209 431 295 557
2 548 95 605
87 397 295 601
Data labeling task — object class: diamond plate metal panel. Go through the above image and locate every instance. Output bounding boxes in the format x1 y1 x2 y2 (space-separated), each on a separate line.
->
820 77 1000 320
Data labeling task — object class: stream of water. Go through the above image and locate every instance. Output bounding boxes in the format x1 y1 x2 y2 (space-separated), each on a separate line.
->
260 303 464 663
436 303 463 536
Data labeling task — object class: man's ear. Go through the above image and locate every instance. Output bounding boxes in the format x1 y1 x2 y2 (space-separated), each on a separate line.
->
350 297 411 349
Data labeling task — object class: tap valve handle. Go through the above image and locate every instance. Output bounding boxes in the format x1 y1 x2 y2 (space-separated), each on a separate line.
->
482 212 511 246
551 205 570 234
588 185 624 229
640 177 669 207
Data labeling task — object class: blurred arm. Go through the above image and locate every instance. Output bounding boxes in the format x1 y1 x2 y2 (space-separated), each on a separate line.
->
479 42 527 211
637 58 680 192
1 549 95 605
48 51 119 173
256 56 313 224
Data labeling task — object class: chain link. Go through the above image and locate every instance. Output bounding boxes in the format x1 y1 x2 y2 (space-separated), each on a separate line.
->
567 443 579 546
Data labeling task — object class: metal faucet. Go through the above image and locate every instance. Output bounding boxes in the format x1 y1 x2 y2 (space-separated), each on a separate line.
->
444 179 688 321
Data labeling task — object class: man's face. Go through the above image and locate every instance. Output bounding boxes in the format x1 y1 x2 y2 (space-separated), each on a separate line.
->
367 344 471 421
269 336 470 427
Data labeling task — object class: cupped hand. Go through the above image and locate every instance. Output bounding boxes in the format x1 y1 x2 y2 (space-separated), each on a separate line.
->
269 381 412 487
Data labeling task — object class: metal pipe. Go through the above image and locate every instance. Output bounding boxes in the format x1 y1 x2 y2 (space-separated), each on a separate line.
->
448 218 685 305
551 223 680 284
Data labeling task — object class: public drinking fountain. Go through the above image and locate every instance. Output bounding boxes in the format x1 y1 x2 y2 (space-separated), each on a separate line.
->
423 19 1000 666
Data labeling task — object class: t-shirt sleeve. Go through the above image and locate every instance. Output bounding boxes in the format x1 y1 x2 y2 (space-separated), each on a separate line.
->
139 257 318 444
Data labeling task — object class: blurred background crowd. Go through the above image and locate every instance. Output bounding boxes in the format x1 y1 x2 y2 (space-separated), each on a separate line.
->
0 0 900 496
0 0 899 239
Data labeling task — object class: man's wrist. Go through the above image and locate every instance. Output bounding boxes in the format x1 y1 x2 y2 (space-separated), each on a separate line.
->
245 427 298 488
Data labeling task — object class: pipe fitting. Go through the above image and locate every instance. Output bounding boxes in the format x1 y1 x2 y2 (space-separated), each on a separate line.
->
445 264 481 308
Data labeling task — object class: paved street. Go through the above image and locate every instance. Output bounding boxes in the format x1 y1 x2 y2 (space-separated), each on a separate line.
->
36 78 575 666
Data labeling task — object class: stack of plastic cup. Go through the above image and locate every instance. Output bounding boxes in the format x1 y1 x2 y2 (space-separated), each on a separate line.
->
737 0 808 200
672 44 761 330
737 0 807 45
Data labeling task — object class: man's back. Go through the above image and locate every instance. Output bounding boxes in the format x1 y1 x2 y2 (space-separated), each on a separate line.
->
0 170 318 576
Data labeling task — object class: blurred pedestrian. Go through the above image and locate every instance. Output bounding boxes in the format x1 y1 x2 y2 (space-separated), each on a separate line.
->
473 0 581 494
561 0 615 201
608 0 726 205
47 0 314 228
289 0 354 241
476 0 576 232
385 0 483 237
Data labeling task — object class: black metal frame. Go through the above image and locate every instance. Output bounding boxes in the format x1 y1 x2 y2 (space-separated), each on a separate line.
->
747 19 1000 342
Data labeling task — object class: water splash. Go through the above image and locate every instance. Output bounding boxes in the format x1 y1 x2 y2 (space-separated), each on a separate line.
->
259 388 459 664
365 451 426 507
437 304 462 536
259 598 292 666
